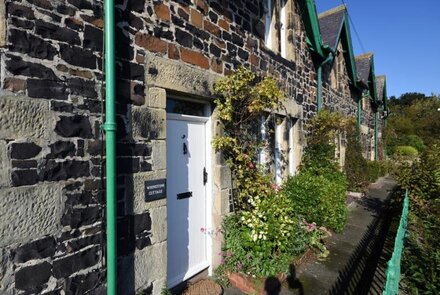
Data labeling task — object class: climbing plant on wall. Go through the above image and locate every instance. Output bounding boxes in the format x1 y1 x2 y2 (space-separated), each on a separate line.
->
212 68 325 278
212 66 284 211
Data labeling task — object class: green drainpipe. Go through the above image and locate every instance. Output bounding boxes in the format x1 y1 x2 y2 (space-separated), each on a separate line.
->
316 53 334 111
103 0 117 293
357 95 362 128
374 111 378 160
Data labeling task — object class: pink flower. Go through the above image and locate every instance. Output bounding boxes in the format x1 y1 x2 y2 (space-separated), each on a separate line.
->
304 221 317 232
249 162 255 169
237 262 243 270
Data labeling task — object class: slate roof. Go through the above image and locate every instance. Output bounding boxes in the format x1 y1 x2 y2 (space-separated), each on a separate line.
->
355 53 373 86
318 5 346 50
376 75 386 100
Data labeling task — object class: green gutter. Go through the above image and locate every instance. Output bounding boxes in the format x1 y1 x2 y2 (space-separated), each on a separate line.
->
357 94 362 128
103 0 117 293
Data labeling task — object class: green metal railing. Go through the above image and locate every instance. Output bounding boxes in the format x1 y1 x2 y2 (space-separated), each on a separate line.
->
383 189 409 295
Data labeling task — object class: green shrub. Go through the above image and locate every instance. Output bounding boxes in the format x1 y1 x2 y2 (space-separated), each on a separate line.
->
283 169 348 232
397 143 440 293
344 122 369 191
367 160 391 183
394 145 419 157
221 211 309 278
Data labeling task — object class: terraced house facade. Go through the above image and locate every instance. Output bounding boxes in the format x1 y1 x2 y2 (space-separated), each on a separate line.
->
0 0 388 294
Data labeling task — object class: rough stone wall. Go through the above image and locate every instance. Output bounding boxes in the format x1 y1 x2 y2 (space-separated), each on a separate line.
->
0 0 160 293
360 93 375 160
0 0 384 294
322 41 357 118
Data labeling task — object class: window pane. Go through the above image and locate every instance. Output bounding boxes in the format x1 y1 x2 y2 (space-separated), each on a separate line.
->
166 98 205 116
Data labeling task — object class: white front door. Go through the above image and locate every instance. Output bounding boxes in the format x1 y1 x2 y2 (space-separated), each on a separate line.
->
166 115 208 287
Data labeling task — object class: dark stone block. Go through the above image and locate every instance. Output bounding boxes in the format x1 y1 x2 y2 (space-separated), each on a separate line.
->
7 3 35 19
87 140 103 156
128 13 144 30
52 246 100 278
9 29 57 60
55 115 93 138
152 26 173 41
57 4 76 16
78 99 102 114
12 169 38 186
36 7 61 22
35 20 80 44
193 37 203 50
175 27 192 47
136 236 152 250
27 0 53 9
133 212 151 235
238 48 249 60
51 101 74 112
209 11 218 23
10 142 42 159
134 144 152 157
65 234 101 254
128 0 145 12
209 43 221 58
11 160 37 169
58 229 81 242
172 14 185 27
15 261 51 291
222 31 231 42
66 190 104 206
60 44 97 69
185 23 210 40
6 55 57 80
65 17 84 31
116 157 139 174
68 77 97 98
140 161 152 172
10 17 34 29
64 270 101 295
48 141 76 158
39 159 90 181
84 25 103 51
119 61 144 82
28 79 68 100
13 236 56 263
61 206 101 228
231 33 244 47
67 0 93 10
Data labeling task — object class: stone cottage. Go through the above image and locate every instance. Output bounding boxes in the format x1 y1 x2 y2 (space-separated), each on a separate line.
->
0 0 388 294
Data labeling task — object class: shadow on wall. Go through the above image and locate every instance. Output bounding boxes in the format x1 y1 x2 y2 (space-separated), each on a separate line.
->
108 2 155 294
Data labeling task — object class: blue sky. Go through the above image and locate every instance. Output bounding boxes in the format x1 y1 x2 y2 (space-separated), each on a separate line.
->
316 0 440 97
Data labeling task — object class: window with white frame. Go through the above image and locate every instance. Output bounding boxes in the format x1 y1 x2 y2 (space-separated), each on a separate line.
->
265 0 297 60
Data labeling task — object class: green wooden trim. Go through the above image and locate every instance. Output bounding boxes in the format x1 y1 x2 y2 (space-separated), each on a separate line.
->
369 57 378 103
342 14 358 88
300 0 325 57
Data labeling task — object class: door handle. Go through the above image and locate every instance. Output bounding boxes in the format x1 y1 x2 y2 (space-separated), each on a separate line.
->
203 167 208 185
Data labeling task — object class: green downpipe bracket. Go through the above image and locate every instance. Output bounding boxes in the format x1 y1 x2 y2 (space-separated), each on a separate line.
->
103 0 117 293
374 111 378 160
316 54 334 111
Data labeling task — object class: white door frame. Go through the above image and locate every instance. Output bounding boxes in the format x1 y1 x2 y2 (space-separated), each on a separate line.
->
166 100 214 285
